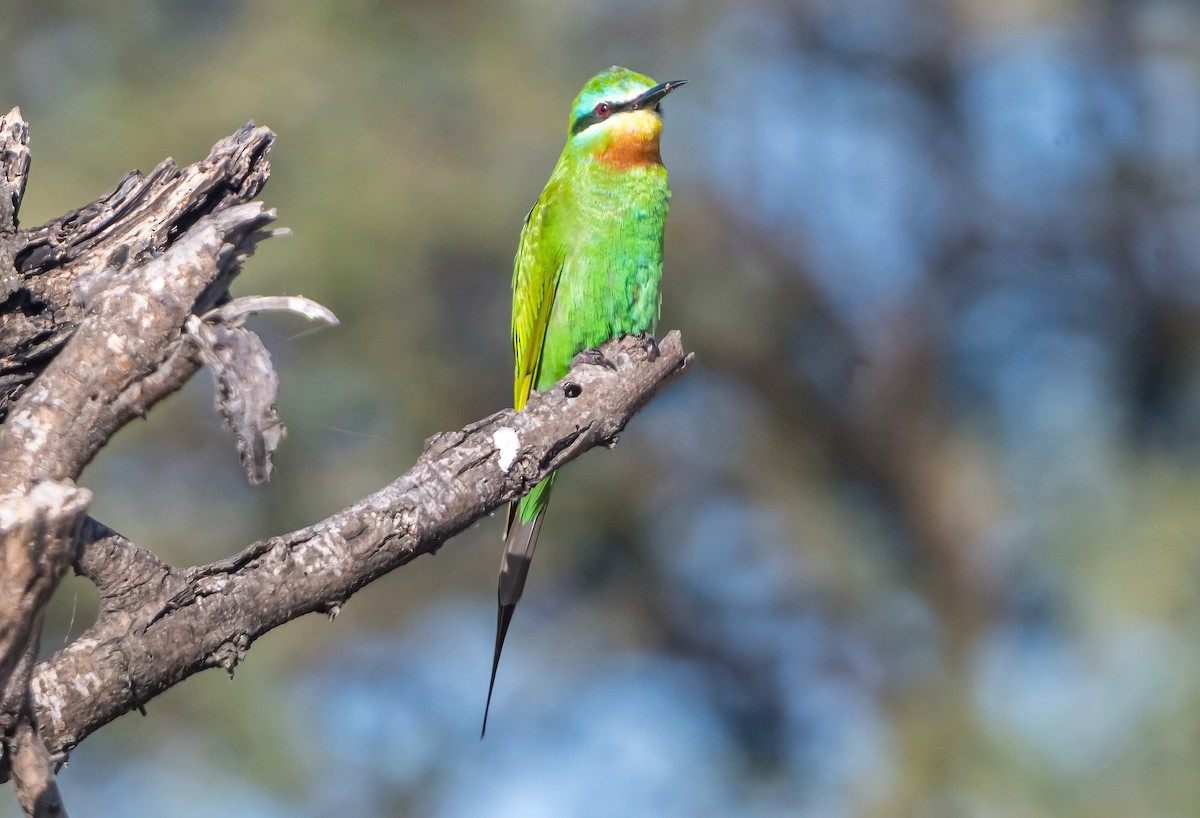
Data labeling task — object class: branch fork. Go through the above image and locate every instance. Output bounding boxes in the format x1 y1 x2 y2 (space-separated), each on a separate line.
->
0 106 692 817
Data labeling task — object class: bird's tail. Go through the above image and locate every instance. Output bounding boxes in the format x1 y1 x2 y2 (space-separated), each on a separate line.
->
482 474 556 737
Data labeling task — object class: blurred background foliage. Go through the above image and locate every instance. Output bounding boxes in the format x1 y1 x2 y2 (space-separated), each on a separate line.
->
4 0 1200 815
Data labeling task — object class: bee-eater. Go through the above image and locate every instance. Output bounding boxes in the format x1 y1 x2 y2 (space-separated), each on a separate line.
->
483 66 686 736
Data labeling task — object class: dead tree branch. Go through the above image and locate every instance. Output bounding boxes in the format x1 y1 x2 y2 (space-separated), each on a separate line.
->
0 107 694 807
29 330 689 760
0 114 272 423
0 109 276 815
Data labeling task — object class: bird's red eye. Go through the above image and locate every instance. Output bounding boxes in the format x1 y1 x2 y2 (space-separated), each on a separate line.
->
594 102 611 117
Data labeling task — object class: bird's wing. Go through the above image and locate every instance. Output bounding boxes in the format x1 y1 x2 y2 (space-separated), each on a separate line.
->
510 190 562 412
484 188 563 737
505 188 563 541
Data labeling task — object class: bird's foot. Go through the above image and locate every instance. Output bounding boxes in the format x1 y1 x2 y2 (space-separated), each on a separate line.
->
572 347 618 371
638 333 661 362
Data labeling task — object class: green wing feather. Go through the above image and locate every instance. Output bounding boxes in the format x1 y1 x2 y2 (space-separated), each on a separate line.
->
511 194 561 413
484 185 562 737
508 182 565 531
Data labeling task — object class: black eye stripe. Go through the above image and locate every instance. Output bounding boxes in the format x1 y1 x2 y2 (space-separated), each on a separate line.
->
568 79 682 134
570 111 601 135
570 97 637 135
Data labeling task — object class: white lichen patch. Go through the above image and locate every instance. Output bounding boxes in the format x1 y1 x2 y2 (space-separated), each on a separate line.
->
198 577 229 593
293 532 344 577
493 427 520 472
71 671 101 698
29 673 65 730
7 406 54 456
0 479 85 527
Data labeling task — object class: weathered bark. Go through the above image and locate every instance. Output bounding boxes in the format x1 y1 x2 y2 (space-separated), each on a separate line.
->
0 107 694 808
0 483 90 705
0 206 275 492
0 108 278 816
0 111 30 300
30 330 689 758
0 114 272 422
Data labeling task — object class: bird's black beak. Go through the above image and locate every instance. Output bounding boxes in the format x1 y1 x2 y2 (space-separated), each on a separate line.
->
623 79 688 112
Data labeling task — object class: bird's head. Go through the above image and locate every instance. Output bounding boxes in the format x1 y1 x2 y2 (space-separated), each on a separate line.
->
566 66 687 168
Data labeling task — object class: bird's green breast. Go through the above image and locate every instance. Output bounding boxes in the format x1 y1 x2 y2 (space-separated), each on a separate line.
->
533 158 670 389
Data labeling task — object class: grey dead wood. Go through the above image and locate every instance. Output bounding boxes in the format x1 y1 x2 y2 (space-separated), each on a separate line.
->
27 330 691 762
0 110 277 816
0 106 694 810
0 113 272 424
0 482 89 818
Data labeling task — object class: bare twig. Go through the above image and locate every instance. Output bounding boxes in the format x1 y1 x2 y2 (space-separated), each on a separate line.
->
0 108 31 301
9 719 68 817
185 292 338 485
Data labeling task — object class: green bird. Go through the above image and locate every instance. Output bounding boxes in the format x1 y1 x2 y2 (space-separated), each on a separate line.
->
482 66 686 735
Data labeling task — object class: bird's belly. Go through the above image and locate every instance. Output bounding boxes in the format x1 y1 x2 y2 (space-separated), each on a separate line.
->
534 168 669 390
538 244 663 388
